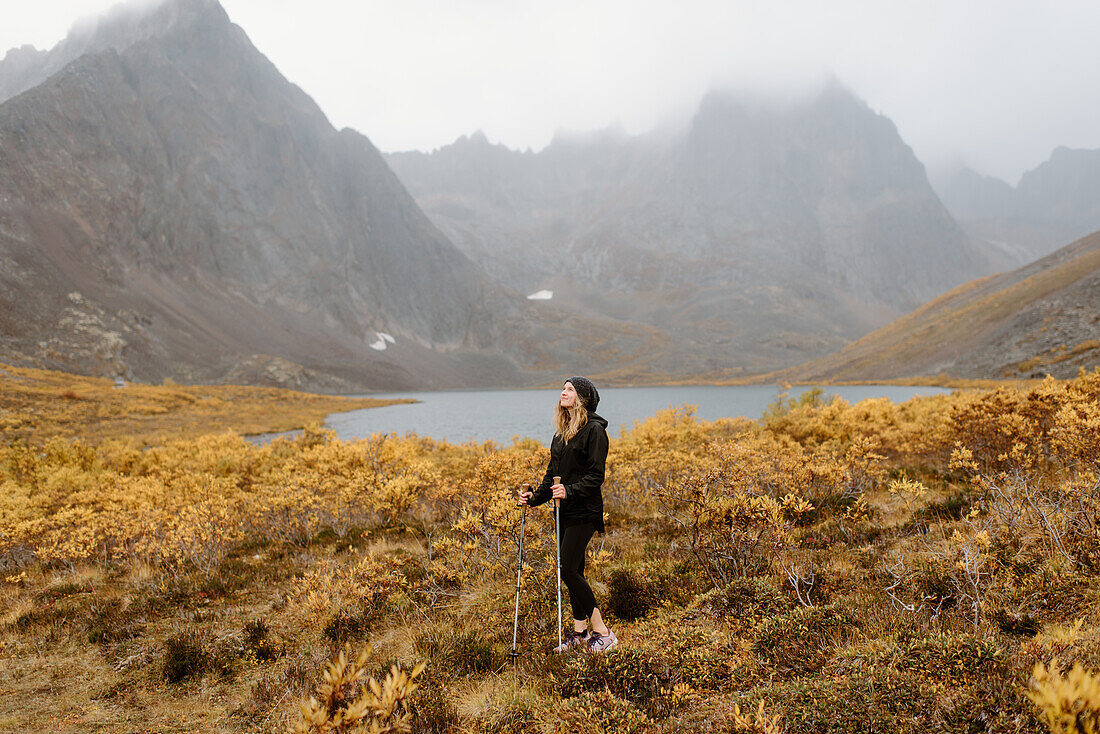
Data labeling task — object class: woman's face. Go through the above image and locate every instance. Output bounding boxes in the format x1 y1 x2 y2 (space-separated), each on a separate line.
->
560 381 578 408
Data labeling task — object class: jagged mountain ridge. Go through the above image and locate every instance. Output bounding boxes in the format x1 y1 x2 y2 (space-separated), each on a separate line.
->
0 0 244 105
0 0 574 389
390 85 986 308
6 0 1076 387
388 84 998 373
935 147 1100 264
575 87 986 307
782 229 1100 381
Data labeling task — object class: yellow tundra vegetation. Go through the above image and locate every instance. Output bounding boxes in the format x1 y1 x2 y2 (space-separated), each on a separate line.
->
1 369 1099 732
0 361 408 444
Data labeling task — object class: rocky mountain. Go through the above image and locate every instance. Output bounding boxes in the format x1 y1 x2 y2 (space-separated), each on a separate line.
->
389 83 1002 374
936 147 1100 264
782 229 1100 381
6 0 1061 389
386 127 642 292
0 45 50 104
934 167 1019 222
0 0 579 390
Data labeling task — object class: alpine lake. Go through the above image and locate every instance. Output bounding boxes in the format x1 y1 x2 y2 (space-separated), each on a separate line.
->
257 384 952 445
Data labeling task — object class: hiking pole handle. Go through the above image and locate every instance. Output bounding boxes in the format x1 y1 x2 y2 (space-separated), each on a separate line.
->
553 476 561 508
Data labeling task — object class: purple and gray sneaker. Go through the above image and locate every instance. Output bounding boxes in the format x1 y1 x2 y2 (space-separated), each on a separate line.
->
587 629 619 652
553 630 589 654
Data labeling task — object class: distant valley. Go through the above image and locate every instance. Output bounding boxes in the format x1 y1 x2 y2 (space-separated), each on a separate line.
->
785 229 1100 381
935 148 1100 264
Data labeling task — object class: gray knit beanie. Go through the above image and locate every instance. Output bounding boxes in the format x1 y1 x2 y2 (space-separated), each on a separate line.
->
565 376 599 411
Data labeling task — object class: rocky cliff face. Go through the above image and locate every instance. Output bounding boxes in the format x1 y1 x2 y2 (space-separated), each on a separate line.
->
936 148 1100 264
579 86 982 306
0 0 544 389
389 82 995 372
387 127 643 293
0 44 50 104
1017 147 1100 230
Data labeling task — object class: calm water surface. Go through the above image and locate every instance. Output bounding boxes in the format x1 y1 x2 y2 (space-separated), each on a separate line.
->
311 384 951 446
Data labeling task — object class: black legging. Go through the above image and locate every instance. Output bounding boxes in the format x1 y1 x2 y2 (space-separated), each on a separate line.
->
559 522 598 620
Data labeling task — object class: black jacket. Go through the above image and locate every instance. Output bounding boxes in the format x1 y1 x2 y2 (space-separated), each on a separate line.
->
530 411 608 532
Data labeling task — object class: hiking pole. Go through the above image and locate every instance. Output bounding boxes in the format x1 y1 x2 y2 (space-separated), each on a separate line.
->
553 475 562 651
510 483 530 665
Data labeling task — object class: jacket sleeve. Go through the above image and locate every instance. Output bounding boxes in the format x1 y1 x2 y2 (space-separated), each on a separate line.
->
528 439 558 507
564 423 607 502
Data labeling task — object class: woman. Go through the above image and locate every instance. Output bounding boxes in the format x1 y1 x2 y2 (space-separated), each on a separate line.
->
519 377 617 653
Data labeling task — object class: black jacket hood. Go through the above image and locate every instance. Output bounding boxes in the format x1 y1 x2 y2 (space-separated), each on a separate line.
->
587 411 608 430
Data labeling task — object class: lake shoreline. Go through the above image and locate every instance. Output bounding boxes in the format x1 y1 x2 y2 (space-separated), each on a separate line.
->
251 383 955 447
341 375 1021 398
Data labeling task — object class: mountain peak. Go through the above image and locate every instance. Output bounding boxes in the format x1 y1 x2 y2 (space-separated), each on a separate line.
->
1 44 44 63
1 0 237 104
446 129 513 153
697 73 860 117
61 0 232 52
547 122 628 150
0 0 516 390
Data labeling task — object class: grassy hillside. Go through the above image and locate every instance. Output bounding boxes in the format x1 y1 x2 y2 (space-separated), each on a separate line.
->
3 369 1100 732
784 230 1100 382
0 362 408 445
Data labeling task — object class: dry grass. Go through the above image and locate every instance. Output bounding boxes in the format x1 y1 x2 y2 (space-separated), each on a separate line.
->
4 369 1100 732
1003 339 1100 377
0 362 410 445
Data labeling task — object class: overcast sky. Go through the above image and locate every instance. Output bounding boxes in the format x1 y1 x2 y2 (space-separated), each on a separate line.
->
3 0 1099 183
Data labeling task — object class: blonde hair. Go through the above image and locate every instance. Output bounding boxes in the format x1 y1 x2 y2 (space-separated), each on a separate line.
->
554 401 588 443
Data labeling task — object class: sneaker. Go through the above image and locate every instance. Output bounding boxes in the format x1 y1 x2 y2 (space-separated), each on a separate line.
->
553 630 589 654
587 629 619 653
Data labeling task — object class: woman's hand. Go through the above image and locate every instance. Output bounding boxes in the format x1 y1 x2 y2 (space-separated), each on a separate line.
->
551 483 565 500
517 490 533 506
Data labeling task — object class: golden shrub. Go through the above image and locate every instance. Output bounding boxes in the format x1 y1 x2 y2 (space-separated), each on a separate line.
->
730 700 783 734
293 644 425 734
1030 660 1100 734
287 553 409 637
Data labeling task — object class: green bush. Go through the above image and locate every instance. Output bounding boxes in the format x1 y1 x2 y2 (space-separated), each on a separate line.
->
606 568 651 621
162 631 210 683
558 689 649 734
323 611 371 645
749 671 927 734
752 604 855 678
893 631 1005 686
408 684 461 734
555 645 681 719
243 617 282 662
693 577 793 629
415 627 499 677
